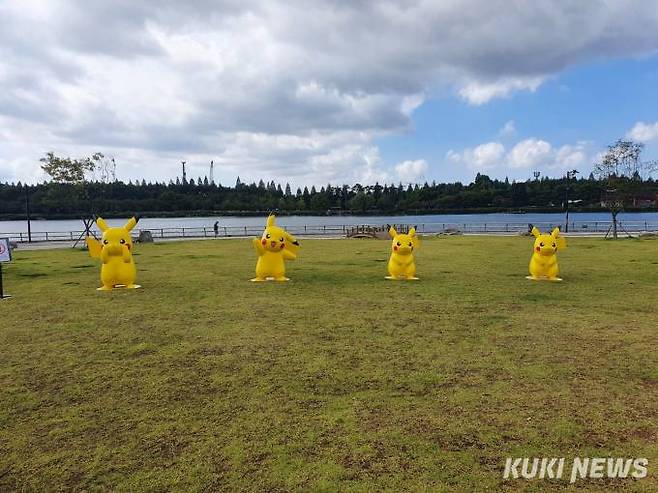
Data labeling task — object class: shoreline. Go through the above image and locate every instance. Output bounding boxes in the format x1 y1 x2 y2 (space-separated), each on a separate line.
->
12 231 657 251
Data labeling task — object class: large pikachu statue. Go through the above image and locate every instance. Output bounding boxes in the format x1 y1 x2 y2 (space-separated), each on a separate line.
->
251 214 300 282
86 217 141 290
527 226 567 281
386 226 420 280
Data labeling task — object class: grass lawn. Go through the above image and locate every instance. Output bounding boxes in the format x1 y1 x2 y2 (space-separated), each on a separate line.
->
1 235 658 492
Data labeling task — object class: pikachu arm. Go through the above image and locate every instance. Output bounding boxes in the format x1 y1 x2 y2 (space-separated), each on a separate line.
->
100 246 111 264
86 236 102 259
122 245 132 263
282 249 297 261
252 238 265 256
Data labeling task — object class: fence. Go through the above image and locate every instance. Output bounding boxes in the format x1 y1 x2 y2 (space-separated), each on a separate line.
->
4 220 658 243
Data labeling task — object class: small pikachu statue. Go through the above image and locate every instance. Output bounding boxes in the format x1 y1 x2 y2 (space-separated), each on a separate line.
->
86 217 141 290
251 214 300 282
386 226 420 280
527 226 567 281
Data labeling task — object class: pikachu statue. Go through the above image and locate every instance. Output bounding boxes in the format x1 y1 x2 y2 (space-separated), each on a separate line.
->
386 226 420 280
251 214 300 282
527 226 567 281
86 217 141 290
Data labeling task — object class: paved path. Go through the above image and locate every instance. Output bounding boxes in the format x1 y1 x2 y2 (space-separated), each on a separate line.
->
12 231 656 252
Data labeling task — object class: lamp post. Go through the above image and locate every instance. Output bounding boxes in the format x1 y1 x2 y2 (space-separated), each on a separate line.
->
564 169 579 233
25 185 32 243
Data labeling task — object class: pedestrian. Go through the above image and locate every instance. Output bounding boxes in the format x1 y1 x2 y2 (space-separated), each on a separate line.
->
213 220 219 238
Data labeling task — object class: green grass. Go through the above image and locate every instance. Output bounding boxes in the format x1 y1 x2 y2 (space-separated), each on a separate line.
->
1 236 658 492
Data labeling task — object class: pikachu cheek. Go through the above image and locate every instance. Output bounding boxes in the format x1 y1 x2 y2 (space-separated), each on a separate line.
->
394 246 398 251
261 239 267 245
536 246 541 252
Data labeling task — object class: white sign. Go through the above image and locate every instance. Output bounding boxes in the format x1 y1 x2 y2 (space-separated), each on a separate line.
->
0 238 12 263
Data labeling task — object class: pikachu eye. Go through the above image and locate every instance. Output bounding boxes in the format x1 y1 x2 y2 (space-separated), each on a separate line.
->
103 240 108 245
266 234 271 239
279 237 284 242
120 239 126 244
540 242 544 247
552 243 556 248
397 242 401 246
408 242 412 247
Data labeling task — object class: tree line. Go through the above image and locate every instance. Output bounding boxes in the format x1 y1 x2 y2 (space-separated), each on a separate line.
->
1 172 657 220
0 140 656 221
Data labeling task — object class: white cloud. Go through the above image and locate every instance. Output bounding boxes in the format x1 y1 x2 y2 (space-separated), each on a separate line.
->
626 121 658 143
447 138 596 179
447 142 505 171
2 1 658 184
507 139 553 168
459 77 544 105
555 143 588 169
395 159 429 182
498 120 516 137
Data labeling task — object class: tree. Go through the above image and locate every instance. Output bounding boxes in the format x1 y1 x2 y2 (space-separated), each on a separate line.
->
594 139 658 238
40 152 101 184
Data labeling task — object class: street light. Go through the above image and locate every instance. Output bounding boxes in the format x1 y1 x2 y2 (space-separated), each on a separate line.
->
564 169 579 232
25 184 32 243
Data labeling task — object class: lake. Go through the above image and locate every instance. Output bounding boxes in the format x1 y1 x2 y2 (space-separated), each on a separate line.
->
2 211 658 237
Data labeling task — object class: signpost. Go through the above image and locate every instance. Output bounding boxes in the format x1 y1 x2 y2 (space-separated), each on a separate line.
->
0 237 12 300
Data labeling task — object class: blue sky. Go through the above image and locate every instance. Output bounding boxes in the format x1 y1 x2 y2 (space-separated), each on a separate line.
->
378 55 658 184
1 1 658 187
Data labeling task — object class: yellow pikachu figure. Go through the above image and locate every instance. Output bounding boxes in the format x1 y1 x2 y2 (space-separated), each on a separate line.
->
386 226 420 280
527 226 567 282
251 214 300 282
86 217 141 290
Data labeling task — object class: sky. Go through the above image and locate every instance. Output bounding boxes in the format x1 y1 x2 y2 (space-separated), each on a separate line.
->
1 0 658 188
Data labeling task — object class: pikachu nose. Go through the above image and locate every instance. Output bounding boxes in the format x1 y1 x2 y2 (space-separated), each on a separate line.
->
106 244 123 256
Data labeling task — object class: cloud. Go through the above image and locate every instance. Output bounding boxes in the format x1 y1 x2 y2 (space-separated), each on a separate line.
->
459 77 544 105
507 139 553 168
447 142 506 171
2 0 658 184
626 121 658 143
395 159 429 182
498 120 516 137
448 139 592 176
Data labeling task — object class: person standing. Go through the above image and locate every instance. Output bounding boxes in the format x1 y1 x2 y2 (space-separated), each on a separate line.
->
213 221 219 238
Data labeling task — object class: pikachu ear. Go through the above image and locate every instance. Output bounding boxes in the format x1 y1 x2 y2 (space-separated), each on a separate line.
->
409 227 416 237
96 217 109 232
556 236 567 250
267 214 276 227
284 232 301 255
551 227 561 238
531 226 541 238
123 217 138 232
388 226 397 238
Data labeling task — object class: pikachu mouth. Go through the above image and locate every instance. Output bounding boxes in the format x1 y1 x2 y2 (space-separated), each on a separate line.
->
104 244 124 256
536 246 556 255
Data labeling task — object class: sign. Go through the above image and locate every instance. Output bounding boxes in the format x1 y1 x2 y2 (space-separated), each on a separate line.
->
0 238 12 263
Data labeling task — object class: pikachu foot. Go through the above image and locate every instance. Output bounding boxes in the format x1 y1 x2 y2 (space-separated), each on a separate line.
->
274 277 290 282
250 277 267 282
526 275 562 282
385 276 402 280
97 285 113 291
407 277 420 281
126 284 142 289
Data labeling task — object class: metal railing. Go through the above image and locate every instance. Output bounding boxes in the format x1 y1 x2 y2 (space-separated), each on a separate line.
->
4 220 658 243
